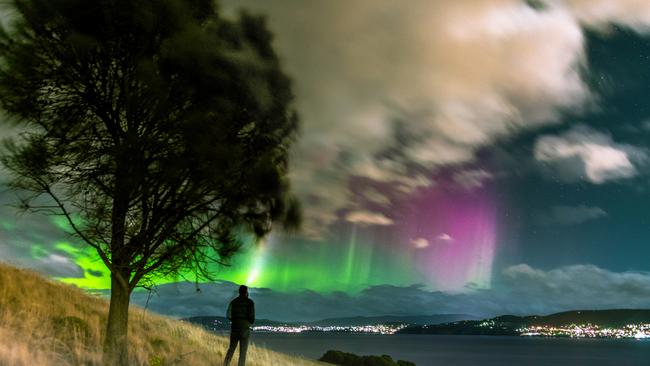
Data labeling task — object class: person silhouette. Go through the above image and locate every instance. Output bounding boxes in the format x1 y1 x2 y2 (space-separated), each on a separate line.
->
223 285 255 366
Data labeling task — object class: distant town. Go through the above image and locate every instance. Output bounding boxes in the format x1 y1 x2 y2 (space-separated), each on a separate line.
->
251 322 650 339
518 323 650 339
251 324 408 335
184 309 650 339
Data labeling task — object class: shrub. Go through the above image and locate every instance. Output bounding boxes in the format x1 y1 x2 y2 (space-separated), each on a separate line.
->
319 350 416 366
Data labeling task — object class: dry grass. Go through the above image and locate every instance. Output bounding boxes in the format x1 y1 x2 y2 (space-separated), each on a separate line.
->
0 262 322 366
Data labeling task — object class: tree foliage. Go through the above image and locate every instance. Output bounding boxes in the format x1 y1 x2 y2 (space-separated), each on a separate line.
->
0 0 300 363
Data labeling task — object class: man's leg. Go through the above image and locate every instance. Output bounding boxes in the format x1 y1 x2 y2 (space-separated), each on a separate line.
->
237 329 250 366
223 331 240 366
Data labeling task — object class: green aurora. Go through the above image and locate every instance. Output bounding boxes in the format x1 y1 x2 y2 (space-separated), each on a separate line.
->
15 216 421 294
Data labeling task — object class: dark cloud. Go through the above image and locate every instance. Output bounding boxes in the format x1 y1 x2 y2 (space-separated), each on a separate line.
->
0 190 70 256
132 264 650 322
0 186 81 280
87 269 103 277
497 264 650 314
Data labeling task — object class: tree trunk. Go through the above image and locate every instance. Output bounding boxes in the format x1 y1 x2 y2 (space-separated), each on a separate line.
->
103 271 131 366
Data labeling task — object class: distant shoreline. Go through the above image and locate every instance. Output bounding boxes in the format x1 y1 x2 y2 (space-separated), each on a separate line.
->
185 309 650 339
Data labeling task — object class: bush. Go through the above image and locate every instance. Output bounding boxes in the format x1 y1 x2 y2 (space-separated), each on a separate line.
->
319 350 416 366
397 361 416 366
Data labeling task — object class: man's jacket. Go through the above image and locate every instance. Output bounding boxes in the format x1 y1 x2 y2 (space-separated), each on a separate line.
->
227 296 255 331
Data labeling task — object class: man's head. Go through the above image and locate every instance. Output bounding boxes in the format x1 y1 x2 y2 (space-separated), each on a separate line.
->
238 285 248 297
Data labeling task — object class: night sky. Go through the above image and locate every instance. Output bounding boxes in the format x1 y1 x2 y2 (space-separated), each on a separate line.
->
3 0 650 322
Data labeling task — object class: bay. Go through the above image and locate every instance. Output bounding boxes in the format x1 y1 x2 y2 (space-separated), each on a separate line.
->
249 333 650 366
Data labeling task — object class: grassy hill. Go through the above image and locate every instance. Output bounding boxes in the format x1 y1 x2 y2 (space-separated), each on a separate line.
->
0 262 322 366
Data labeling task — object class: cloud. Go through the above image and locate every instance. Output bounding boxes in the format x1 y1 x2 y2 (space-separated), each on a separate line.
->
535 204 607 226
131 264 650 322
0 188 87 278
436 233 454 242
359 188 392 206
0 195 61 252
560 0 650 31
407 234 453 250
410 238 429 249
534 125 647 183
497 264 650 314
26 253 85 278
453 169 493 190
345 210 394 226
219 0 650 236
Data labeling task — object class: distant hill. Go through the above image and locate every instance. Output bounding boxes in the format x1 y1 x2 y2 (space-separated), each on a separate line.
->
0 263 321 366
185 314 478 330
309 314 478 326
399 309 650 335
521 309 650 327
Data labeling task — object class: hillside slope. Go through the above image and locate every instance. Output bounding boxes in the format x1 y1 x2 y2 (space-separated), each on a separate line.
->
0 262 321 366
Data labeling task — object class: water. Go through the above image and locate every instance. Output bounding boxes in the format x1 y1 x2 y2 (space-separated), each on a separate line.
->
249 333 650 366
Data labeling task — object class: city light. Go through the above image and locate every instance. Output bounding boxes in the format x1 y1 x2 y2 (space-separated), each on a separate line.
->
251 324 408 335
518 324 650 339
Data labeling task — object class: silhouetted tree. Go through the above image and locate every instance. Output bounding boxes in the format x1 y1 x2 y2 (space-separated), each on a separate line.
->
0 0 300 364
319 350 417 366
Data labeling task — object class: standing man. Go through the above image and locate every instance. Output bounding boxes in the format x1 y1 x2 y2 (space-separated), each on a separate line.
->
223 285 255 366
